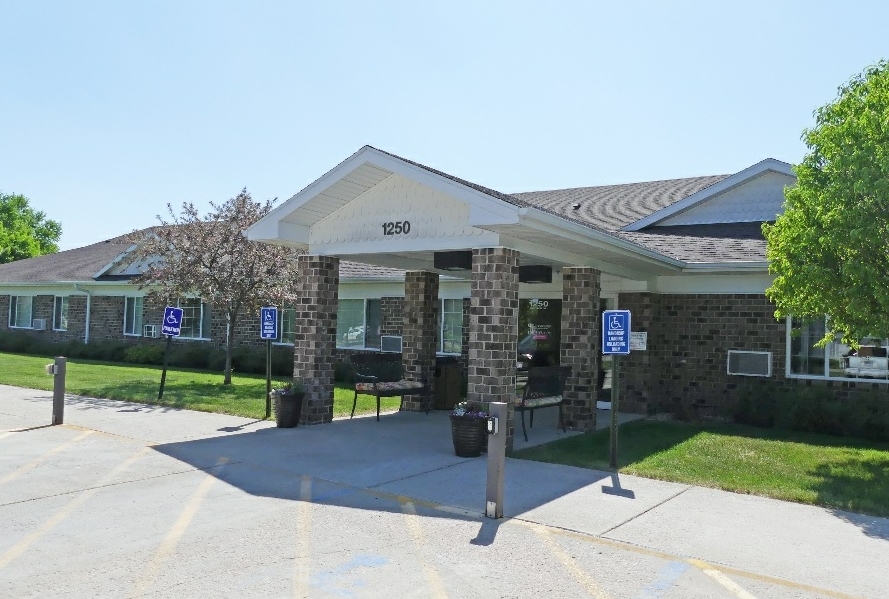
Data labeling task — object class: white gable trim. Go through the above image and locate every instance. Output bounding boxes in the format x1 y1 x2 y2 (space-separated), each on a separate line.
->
246 146 521 248
621 159 794 232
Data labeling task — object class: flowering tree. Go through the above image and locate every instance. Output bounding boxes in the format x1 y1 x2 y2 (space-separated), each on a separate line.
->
129 189 302 384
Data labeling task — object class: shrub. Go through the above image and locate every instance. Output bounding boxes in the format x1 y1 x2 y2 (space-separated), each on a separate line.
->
123 344 166 365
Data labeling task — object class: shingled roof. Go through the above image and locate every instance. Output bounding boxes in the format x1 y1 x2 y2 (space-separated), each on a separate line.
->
0 234 135 283
618 222 768 263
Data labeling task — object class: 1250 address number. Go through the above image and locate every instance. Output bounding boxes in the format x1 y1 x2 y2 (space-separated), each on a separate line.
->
382 221 411 235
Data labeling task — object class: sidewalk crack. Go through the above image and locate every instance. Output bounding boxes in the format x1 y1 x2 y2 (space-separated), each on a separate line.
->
599 485 691 536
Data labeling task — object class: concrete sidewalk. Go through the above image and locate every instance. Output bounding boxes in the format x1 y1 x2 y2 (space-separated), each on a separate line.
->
3 384 888 598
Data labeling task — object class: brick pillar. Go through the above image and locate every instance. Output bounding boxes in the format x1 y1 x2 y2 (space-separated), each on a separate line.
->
560 267 601 432
402 271 439 411
468 248 519 450
293 255 339 425
619 292 655 415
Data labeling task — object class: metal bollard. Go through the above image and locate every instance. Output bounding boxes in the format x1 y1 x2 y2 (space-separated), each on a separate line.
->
485 401 507 518
46 356 67 425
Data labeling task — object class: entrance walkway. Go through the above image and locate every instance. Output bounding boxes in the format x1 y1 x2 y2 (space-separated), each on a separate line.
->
3 385 887 598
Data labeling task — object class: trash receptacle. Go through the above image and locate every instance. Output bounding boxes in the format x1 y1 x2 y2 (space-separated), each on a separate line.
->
434 357 461 410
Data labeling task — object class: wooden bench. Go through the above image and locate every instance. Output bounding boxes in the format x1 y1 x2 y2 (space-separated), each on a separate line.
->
349 354 431 421
515 365 571 442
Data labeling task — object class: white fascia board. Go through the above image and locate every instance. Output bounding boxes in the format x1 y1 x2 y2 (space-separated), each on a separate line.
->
622 159 795 232
496 234 653 280
518 208 685 271
680 261 770 273
309 231 501 256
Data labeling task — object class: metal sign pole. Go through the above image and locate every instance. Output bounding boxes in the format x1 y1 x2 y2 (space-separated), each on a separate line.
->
609 354 620 469
265 339 272 418
158 334 173 400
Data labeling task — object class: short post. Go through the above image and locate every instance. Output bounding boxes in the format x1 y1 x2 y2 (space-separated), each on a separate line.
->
485 401 507 518
52 356 66 425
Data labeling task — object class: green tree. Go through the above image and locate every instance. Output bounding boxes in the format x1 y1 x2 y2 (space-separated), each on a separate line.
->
0 193 62 264
765 60 889 345
128 190 302 385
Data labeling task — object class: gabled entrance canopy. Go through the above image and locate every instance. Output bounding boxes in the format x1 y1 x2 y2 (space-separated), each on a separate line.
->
247 146 684 280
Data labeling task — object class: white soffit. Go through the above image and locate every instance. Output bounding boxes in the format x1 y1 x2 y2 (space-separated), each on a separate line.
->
622 159 795 231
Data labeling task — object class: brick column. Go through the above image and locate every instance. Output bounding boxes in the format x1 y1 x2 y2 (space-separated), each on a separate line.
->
402 271 439 411
560 267 601 432
468 248 519 450
293 255 339 425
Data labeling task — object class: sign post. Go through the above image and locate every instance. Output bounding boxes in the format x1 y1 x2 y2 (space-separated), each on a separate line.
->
158 306 184 400
602 309 631 469
260 306 278 418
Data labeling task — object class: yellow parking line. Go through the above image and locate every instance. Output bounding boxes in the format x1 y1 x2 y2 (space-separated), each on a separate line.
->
128 457 228 598
294 475 312 599
0 432 13 441
688 559 759 599
401 501 449 599
527 522 612 599
0 430 94 485
0 446 150 569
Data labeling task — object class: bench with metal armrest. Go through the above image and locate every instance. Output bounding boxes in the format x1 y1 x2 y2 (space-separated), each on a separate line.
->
349 353 431 421
515 365 571 442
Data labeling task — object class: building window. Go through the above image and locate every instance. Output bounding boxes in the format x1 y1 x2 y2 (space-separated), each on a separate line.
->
9 296 33 328
279 305 296 344
53 296 69 331
788 316 887 381
124 297 144 336
178 297 211 339
440 298 462 354
336 299 382 349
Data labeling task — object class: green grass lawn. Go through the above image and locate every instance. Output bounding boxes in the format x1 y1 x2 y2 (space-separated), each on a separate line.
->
511 419 889 518
0 352 400 419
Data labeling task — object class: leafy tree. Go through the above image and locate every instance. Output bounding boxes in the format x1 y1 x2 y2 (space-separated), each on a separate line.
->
129 190 302 384
0 193 62 264
765 60 889 346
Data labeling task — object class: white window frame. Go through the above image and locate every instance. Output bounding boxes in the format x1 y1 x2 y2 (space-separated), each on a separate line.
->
785 316 889 383
9 296 33 329
177 297 210 340
439 298 463 355
276 304 296 346
123 296 144 336
336 298 382 350
53 296 69 331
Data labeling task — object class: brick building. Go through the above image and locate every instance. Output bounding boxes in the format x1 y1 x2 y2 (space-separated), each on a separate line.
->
2 146 883 448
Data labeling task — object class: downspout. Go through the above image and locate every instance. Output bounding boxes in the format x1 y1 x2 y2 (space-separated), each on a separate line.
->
73 284 93 344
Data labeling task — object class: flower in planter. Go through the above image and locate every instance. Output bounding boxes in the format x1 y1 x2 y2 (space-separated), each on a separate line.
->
271 379 304 396
451 401 488 419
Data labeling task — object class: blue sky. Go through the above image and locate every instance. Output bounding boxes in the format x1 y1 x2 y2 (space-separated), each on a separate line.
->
2 1 887 250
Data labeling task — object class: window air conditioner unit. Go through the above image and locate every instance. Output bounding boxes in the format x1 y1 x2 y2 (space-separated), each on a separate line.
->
727 350 772 377
380 335 403 353
31 318 47 331
143 324 160 338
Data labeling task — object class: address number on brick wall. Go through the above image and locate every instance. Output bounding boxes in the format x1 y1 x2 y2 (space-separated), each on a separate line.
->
382 221 411 235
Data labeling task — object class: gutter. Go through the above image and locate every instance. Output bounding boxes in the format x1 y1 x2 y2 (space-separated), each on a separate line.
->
73 284 93 344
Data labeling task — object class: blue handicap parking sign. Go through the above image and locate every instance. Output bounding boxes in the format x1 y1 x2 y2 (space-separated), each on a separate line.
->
602 309 631 355
260 306 278 340
162 306 184 337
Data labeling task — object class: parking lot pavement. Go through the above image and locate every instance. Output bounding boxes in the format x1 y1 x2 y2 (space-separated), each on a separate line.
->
2 385 888 598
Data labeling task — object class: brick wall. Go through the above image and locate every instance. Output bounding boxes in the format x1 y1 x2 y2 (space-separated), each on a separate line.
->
621 293 787 418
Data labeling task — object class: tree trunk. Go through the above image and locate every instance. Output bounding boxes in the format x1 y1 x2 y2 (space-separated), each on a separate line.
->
224 309 234 385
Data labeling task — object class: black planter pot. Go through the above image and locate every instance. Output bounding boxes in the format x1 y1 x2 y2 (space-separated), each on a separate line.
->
272 391 305 428
450 415 486 457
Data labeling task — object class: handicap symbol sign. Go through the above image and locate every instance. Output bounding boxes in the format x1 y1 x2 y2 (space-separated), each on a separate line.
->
260 306 278 340
161 306 184 337
602 309 631 355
